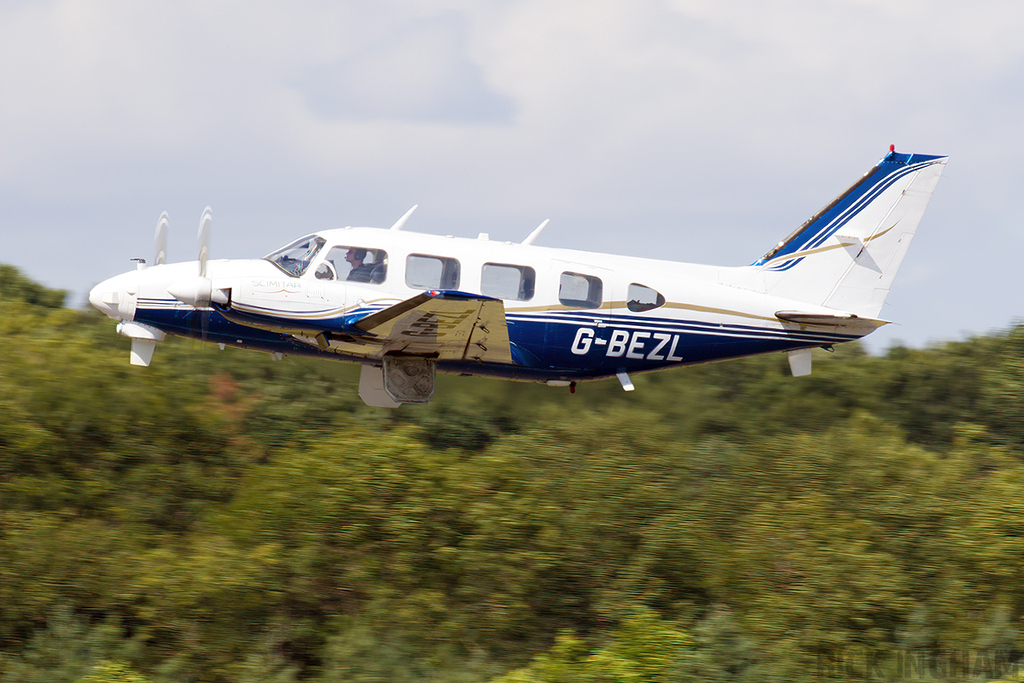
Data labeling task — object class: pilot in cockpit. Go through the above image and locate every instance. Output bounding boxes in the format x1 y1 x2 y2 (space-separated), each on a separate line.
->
345 248 375 282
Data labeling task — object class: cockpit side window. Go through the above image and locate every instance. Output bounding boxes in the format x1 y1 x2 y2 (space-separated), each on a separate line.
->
406 254 460 290
315 246 388 283
559 271 603 309
481 263 536 301
264 235 327 277
627 283 666 312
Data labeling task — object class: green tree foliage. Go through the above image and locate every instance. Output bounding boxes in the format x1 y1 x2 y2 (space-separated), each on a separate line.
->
6 266 1024 682
0 607 143 683
0 264 67 309
78 661 153 683
492 608 692 683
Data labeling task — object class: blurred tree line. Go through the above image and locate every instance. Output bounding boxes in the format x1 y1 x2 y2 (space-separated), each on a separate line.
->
3 264 1024 682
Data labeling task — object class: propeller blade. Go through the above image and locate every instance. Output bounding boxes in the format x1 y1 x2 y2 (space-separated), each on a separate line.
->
198 206 213 277
154 211 169 265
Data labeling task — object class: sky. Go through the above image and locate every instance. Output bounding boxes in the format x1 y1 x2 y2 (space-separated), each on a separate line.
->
1 0 1021 352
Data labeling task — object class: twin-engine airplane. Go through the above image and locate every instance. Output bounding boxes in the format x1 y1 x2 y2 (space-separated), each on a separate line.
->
90 147 947 407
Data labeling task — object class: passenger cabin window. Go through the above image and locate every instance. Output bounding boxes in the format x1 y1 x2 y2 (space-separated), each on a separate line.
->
315 246 388 283
559 271 603 309
627 283 665 312
406 254 460 290
264 235 326 277
481 263 536 301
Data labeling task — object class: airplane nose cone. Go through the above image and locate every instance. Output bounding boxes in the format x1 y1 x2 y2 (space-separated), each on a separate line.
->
89 272 136 320
89 280 118 318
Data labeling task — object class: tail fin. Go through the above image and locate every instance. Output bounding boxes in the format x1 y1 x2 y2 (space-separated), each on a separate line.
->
750 148 948 318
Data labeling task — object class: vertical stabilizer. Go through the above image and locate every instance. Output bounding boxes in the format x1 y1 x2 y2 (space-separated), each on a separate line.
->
749 149 948 318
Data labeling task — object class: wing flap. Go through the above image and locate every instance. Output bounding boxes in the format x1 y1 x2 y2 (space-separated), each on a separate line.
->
355 291 512 363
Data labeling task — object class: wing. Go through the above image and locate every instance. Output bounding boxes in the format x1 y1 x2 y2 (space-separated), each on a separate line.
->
352 291 512 363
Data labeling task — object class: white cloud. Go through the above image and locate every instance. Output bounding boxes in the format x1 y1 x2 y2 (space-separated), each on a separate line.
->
296 12 514 124
1 0 1022 347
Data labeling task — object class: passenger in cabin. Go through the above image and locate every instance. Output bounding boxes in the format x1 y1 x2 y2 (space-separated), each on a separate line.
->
346 248 375 282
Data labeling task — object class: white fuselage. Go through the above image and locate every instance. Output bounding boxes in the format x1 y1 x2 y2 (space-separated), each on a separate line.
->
90 226 873 383
87 149 947 402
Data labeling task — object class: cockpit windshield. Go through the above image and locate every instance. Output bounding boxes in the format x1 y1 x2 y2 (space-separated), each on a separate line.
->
264 235 326 277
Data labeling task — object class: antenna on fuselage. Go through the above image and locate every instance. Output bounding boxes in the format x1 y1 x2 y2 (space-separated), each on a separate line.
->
522 219 549 245
389 205 418 231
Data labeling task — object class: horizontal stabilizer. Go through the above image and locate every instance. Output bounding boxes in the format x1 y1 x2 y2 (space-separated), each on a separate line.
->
775 310 887 327
775 309 888 335
354 291 512 363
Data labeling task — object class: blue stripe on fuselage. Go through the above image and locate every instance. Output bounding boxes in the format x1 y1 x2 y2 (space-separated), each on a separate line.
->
133 301 852 379
134 303 300 347
506 313 851 375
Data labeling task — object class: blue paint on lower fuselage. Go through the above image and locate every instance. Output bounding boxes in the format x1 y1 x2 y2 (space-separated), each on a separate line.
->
133 303 856 381
134 306 305 351
507 314 852 378
217 305 361 337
